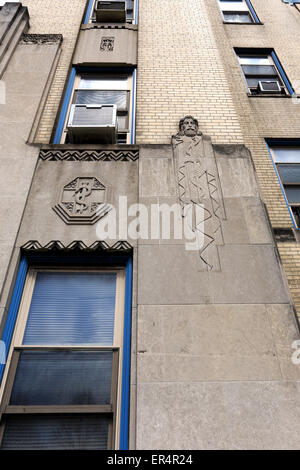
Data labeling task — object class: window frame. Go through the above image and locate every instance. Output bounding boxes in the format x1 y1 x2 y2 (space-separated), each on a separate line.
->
0 266 128 450
235 49 294 96
218 0 260 24
267 142 300 229
54 68 136 145
84 0 137 25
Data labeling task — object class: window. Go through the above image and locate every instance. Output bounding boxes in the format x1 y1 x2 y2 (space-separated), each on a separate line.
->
0 268 127 449
87 0 135 24
57 71 135 145
268 143 300 228
236 49 293 96
218 0 259 23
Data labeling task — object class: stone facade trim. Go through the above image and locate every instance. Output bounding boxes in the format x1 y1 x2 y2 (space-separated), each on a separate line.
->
21 240 133 252
19 33 63 45
39 149 139 161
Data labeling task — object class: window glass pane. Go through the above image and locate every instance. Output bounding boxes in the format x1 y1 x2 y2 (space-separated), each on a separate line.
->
23 272 117 345
79 77 128 90
10 350 113 405
223 13 252 22
242 65 277 76
117 114 128 130
239 56 270 65
76 90 128 111
285 186 300 204
272 148 300 163
277 164 300 184
1 414 110 450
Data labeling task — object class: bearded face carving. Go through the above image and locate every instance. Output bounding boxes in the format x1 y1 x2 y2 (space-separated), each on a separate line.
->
179 116 201 137
172 117 225 271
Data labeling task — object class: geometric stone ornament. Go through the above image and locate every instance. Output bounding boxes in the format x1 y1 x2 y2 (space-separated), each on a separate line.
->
21 240 133 252
172 116 226 271
39 149 139 161
100 37 115 51
53 177 111 225
19 33 63 44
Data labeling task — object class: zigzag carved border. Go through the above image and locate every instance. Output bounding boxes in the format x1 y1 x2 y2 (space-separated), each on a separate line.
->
39 150 139 162
21 240 133 252
20 34 63 45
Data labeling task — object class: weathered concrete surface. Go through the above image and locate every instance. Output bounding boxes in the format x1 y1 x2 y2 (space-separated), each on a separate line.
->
136 381 300 450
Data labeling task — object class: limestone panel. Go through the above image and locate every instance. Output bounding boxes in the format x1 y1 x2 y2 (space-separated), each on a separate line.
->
73 27 138 66
136 381 300 449
16 160 139 247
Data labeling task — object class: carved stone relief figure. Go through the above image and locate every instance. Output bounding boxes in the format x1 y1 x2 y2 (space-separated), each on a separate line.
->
172 116 225 271
100 37 115 52
53 177 111 225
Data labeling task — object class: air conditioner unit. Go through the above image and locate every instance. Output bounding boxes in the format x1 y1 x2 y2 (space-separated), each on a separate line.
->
95 1 126 23
67 104 118 144
258 80 282 94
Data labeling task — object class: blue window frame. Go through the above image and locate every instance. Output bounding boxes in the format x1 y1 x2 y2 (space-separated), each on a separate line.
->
266 140 300 229
218 0 260 24
235 49 293 96
0 252 133 450
53 67 137 145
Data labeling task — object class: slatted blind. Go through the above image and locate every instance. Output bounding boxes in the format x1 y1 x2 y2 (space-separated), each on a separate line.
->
1 415 110 450
23 272 117 345
10 350 113 406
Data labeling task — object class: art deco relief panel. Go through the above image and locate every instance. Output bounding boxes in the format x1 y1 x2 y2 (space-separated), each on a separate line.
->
172 116 225 271
15 148 139 248
73 26 138 67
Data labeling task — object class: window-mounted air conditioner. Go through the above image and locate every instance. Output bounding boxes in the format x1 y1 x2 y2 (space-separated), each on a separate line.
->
67 104 118 144
95 1 126 23
257 80 282 94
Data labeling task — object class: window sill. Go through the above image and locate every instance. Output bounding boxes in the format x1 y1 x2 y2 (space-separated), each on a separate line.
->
82 23 138 30
223 21 263 25
43 143 139 151
247 93 291 98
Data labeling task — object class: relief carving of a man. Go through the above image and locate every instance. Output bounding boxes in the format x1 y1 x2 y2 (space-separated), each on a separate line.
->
172 116 225 271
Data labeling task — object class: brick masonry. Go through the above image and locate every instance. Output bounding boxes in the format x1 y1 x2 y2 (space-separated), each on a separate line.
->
135 0 244 145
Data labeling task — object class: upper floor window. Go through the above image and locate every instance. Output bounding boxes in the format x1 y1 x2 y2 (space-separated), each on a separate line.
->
236 49 293 96
268 143 300 228
218 0 260 23
57 71 135 145
88 1 135 24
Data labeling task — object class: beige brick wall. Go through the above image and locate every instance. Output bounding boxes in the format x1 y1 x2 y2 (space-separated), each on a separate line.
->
136 0 244 145
22 0 87 143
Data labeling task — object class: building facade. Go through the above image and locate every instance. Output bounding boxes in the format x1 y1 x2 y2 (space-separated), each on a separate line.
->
0 0 300 450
